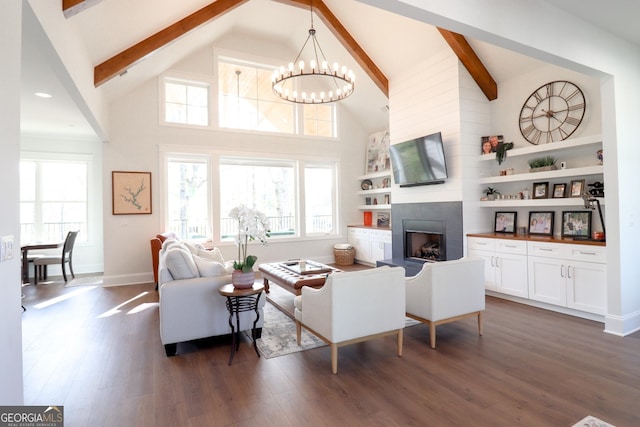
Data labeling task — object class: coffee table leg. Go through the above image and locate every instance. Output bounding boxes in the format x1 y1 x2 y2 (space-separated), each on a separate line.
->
225 296 236 366
252 292 262 358
263 278 270 293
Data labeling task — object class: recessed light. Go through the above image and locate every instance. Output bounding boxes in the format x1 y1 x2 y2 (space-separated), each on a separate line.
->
34 92 52 98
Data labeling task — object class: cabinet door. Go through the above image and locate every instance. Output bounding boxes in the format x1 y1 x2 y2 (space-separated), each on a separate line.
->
566 261 607 315
495 253 528 298
468 249 496 291
348 229 371 262
527 256 567 306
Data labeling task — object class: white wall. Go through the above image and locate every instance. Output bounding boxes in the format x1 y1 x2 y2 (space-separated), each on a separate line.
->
102 45 370 286
0 0 24 405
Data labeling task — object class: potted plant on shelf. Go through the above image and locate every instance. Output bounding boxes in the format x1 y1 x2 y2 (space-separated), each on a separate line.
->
528 156 558 172
484 187 500 201
229 204 270 288
495 141 514 165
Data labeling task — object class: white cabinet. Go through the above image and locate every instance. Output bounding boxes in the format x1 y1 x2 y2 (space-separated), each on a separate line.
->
348 227 391 265
527 241 606 315
468 237 528 298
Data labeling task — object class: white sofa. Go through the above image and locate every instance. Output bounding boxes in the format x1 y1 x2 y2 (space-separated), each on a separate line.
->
158 240 265 356
294 266 406 374
405 257 485 348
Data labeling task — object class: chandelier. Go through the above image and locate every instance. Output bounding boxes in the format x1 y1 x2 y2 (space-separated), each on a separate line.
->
272 2 355 104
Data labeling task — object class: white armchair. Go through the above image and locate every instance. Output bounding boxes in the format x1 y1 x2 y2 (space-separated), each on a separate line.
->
294 266 406 374
405 258 485 349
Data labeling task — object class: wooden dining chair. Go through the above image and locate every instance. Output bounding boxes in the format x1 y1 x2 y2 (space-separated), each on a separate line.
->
33 231 79 284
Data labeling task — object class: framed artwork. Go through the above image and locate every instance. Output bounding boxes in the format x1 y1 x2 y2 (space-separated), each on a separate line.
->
561 211 592 238
494 211 517 233
112 171 152 215
569 179 586 198
532 181 549 199
528 211 554 236
366 130 391 173
552 183 567 198
376 212 390 227
480 135 504 155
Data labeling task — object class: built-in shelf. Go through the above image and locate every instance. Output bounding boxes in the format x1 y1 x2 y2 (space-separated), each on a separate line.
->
357 188 391 195
479 198 605 208
357 170 392 180
357 204 391 210
479 134 602 162
479 165 603 185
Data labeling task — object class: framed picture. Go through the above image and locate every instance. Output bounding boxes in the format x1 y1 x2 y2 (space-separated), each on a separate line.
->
532 181 549 199
552 183 567 198
480 135 504 155
366 130 391 173
528 211 554 236
377 212 390 227
562 211 592 238
569 179 586 198
112 171 152 215
494 211 517 233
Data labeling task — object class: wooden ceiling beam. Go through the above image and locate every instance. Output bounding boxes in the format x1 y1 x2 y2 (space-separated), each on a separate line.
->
437 28 497 101
63 0 104 19
93 0 248 87
274 0 388 97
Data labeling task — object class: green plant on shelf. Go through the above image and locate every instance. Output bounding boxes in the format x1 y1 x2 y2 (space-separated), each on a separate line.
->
528 156 557 169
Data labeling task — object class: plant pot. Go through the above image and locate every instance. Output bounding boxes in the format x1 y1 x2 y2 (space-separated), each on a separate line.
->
232 270 255 289
529 165 558 173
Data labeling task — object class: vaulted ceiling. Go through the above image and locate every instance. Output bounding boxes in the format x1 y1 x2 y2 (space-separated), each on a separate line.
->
21 0 640 141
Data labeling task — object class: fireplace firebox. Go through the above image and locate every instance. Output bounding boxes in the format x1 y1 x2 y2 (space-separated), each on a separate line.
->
405 230 445 262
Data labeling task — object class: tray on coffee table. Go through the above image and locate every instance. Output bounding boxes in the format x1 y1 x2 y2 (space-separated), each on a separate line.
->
280 260 333 275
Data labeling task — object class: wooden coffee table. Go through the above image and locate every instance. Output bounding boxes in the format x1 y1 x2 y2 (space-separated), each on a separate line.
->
258 260 341 296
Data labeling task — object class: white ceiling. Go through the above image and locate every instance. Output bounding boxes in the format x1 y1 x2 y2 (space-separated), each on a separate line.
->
20 0 640 141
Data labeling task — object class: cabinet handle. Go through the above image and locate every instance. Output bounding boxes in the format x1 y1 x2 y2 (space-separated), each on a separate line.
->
567 266 573 279
505 245 517 248
560 265 565 278
495 257 501 268
579 251 597 256
539 248 553 252
477 242 488 246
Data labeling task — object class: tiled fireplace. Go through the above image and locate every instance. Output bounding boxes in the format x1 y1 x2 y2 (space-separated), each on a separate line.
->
377 201 463 276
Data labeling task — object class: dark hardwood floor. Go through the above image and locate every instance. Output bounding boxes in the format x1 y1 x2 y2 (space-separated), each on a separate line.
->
21 269 640 426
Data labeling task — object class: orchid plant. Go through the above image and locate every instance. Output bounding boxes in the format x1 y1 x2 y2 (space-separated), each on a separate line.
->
229 205 270 272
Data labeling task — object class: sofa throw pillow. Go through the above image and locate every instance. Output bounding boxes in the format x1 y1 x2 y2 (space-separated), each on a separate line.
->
162 238 184 252
193 255 228 277
196 247 226 265
164 248 199 280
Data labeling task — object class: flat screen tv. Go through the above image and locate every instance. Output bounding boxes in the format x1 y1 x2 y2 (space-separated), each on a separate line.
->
389 132 448 187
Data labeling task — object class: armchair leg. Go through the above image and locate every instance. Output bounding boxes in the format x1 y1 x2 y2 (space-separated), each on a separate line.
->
397 329 403 357
430 323 437 349
295 321 302 345
478 311 484 336
164 343 177 357
331 344 338 374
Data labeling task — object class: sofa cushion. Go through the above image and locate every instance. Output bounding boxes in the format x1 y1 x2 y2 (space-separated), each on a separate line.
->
164 248 199 279
195 247 226 264
193 255 228 277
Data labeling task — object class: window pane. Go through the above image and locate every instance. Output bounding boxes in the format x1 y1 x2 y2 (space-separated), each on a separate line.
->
165 82 186 103
167 159 209 240
302 104 335 138
258 101 294 133
305 165 334 233
219 159 296 238
20 161 36 200
164 80 209 126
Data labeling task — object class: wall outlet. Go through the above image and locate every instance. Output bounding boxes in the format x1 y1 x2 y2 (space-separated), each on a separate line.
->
0 235 14 262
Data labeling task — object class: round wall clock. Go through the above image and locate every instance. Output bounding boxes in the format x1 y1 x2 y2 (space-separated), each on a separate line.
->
518 80 586 145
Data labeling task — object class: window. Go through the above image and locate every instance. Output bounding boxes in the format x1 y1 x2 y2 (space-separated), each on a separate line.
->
164 79 209 126
218 60 294 133
166 157 209 240
303 104 335 138
20 158 88 244
219 157 296 238
161 150 339 243
304 163 336 234
216 54 337 138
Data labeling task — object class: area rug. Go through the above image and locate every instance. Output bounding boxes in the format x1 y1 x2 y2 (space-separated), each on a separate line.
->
253 301 421 359
571 415 616 427
65 275 103 287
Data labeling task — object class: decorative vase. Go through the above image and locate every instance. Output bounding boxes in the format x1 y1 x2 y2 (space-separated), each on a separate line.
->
232 270 255 289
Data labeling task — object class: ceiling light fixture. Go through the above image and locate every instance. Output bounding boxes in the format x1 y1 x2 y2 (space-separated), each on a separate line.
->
34 92 52 98
272 1 355 104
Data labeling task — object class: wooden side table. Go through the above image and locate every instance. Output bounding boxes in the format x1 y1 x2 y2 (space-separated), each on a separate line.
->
218 283 264 365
